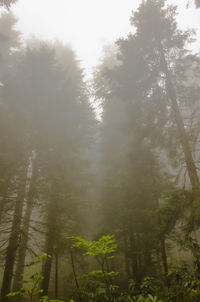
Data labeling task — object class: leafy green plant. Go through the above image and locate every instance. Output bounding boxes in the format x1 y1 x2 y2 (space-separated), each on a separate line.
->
117 293 163 302
164 263 200 302
71 234 118 301
140 277 157 297
7 254 64 302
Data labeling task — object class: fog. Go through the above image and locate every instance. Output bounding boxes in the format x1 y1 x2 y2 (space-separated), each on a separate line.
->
0 1 200 301
12 0 200 73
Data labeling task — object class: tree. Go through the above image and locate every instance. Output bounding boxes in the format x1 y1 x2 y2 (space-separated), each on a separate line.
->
195 0 200 8
106 0 199 191
71 235 118 301
0 0 17 9
93 0 200 284
0 40 94 299
0 12 28 302
0 157 29 302
0 12 21 224
7 43 95 295
12 152 38 292
94 52 172 283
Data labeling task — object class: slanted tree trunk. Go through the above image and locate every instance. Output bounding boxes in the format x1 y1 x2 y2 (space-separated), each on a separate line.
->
159 44 199 191
0 159 29 302
12 154 38 293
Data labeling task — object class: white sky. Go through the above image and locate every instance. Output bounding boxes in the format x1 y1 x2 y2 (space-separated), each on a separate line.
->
9 0 200 76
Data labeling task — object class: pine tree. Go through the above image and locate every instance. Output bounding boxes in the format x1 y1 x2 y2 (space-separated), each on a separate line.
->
0 0 17 9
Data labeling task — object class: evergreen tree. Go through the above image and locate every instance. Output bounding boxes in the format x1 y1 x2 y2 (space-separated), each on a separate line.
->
0 0 17 9
105 0 199 190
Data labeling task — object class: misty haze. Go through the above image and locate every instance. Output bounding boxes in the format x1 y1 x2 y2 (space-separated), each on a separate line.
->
0 0 200 301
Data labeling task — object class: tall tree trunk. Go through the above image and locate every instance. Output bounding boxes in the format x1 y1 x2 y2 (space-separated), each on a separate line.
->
12 154 38 293
160 236 168 274
159 44 199 191
0 177 10 225
40 196 57 296
129 231 139 282
123 227 131 281
137 232 142 277
0 195 8 225
70 249 79 289
151 164 169 275
195 0 200 8
55 248 58 298
152 170 169 274
0 160 29 302
40 234 55 295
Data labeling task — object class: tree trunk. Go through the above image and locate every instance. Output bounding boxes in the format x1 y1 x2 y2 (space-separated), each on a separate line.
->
0 177 10 225
40 197 57 296
70 249 79 289
137 232 142 277
159 44 199 191
160 236 168 274
195 0 200 8
129 231 139 282
55 248 58 298
0 160 28 302
151 167 169 275
123 229 131 281
40 234 54 295
12 154 38 293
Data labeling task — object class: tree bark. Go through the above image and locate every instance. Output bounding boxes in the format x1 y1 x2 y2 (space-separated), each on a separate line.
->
0 160 28 302
123 228 131 281
129 231 139 282
159 44 199 191
40 197 57 296
160 236 168 274
151 167 169 275
0 177 10 225
12 154 38 293
40 235 54 295
70 249 79 289
55 248 58 298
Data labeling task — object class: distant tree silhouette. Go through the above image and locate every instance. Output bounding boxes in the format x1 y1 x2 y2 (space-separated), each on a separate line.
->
0 0 17 9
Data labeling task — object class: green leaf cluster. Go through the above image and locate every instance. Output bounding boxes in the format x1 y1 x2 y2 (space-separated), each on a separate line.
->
71 235 117 256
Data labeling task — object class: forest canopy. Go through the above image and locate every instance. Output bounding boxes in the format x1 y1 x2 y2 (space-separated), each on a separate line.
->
0 1 200 302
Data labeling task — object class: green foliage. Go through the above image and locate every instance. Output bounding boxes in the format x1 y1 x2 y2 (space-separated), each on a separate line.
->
1 0 200 301
71 235 118 301
71 235 117 256
164 263 200 301
80 270 119 280
7 254 59 302
6 246 200 302
140 277 155 296
132 295 162 302
158 189 189 236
